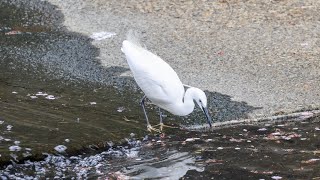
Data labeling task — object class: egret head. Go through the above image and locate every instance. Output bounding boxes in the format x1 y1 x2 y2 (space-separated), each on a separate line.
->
194 89 208 109
192 88 213 127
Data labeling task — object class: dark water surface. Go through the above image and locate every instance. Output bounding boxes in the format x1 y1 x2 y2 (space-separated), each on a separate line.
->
1 115 320 179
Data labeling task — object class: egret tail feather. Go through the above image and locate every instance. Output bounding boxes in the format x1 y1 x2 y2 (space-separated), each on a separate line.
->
126 30 142 48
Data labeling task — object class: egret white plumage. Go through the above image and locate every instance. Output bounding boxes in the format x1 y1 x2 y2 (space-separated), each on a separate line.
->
121 32 212 132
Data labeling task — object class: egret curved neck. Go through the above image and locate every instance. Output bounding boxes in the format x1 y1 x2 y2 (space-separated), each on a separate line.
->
169 87 197 116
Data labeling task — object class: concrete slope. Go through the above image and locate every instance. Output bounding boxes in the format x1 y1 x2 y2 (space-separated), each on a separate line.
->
45 0 320 118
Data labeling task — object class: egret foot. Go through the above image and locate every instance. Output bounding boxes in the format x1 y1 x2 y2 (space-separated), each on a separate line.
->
147 124 161 133
123 116 138 123
153 123 177 131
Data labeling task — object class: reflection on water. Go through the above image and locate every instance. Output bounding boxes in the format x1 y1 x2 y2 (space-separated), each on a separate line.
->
123 151 204 180
0 137 204 180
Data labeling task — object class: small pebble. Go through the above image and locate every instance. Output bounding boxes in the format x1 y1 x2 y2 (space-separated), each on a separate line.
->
90 102 97 105
7 125 13 131
30 96 38 99
271 176 282 180
107 141 114 147
36 92 48 96
45 95 56 100
54 145 67 153
283 137 291 140
12 91 18 94
9 145 21 152
257 128 267 131
143 135 148 141
185 138 195 142
117 107 125 112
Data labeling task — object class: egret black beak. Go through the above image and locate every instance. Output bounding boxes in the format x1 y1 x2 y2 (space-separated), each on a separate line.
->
202 107 212 127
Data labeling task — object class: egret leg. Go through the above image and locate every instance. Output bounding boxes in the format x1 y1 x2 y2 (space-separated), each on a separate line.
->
158 107 164 131
140 95 160 133
152 107 176 131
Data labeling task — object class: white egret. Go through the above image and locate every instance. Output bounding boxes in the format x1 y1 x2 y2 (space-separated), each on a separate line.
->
121 32 212 132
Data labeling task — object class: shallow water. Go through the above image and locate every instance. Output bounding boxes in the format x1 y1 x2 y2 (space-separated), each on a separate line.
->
1 116 320 179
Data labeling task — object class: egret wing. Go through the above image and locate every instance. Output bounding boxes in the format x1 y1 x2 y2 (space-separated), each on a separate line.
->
122 41 184 104
136 60 184 105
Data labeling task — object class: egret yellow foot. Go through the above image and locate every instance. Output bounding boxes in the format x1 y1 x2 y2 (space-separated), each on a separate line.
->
147 124 161 133
153 123 177 131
